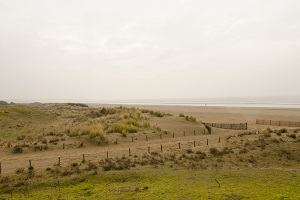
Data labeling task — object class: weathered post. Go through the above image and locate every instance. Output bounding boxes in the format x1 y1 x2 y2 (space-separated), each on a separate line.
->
106 151 109 160
29 160 32 168
184 131 185 137
178 142 181 149
173 132 175 138
129 148 131 156
160 134 162 139
207 139 208 146
194 130 196 135
82 154 85 163
58 157 61 166
194 140 196 147
148 146 150 154
132 137 134 142
146 135 148 141
161 144 163 152
116 138 118 144
219 137 221 143
0 162 1 174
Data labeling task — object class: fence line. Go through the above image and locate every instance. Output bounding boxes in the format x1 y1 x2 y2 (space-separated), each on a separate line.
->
203 122 247 130
256 119 300 127
0 136 222 175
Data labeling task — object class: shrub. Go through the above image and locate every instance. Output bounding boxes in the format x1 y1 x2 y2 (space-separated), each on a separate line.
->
15 168 25 174
13 145 23 153
195 151 206 159
209 147 232 157
288 134 297 139
142 121 150 128
186 149 194 154
179 113 185 117
278 128 287 134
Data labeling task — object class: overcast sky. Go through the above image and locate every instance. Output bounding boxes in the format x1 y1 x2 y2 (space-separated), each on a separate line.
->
1 0 300 102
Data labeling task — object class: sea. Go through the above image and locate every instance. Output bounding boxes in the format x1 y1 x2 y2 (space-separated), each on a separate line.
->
5 96 300 108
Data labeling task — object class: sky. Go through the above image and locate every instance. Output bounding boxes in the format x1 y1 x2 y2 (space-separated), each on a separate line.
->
1 0 300 102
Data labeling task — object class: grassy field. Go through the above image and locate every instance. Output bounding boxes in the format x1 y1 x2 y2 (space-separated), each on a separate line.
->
0 166 299 199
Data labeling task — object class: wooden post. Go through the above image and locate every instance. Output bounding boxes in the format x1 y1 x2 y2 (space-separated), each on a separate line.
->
204 129 206 135
129 148 131 156
184 131 185 137
178 142 181 149
132 137 134 142
116 138 118 144
219 137 220 143
58 157 61 166
161 144 163 152
194 140 196 147
207 139 208 145
0 162 1 174
173 132 174 138
245 123 248 130
82 154 85 163
148 146 150 154
194 130 196 135
146 135 148 141
160 134 162 139
29 160 32 168
63 143 65 149
106 151 109 160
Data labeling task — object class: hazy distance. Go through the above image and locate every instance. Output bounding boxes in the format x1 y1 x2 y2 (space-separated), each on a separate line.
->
1 0 300 103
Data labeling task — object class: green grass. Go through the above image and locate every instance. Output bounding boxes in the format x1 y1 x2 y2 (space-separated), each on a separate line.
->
1 167 299 199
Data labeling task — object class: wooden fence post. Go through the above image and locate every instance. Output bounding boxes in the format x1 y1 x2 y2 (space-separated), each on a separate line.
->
161 144 163 152
0 162 1 174
106 151 109 160
173 132 174 138
29 160 32 168
178 142 181 149
148 146 150 154
146 135 148 141
219 137 220 143
194 130 196 135
160 134 162 139
82 154 85 163
58 157 61 166
184 131 185 137
63 143 65 149
129 148 131 156
194 140 196 147
132 137 134 142
116 138 118 144
207 139 208 146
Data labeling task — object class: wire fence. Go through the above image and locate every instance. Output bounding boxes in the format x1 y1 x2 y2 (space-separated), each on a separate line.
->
0 135 223 175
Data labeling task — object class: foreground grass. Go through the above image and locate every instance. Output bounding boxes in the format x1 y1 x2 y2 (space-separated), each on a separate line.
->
1 167 299 199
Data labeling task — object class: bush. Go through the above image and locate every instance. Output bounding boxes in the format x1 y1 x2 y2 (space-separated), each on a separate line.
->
288 134 297 139
186 149 194 154
209 147 232 157
278 128 287 134
13 145 23 154
179 113 185 117
15 168 25 174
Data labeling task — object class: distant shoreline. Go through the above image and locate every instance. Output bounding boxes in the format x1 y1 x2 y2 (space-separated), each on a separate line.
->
91 102 300 109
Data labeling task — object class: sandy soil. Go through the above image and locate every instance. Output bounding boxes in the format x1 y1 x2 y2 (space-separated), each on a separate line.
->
1 105 300 175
